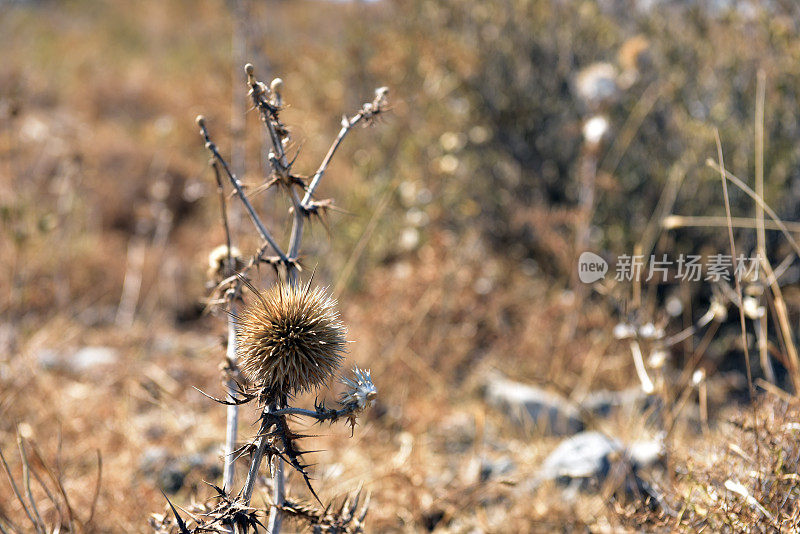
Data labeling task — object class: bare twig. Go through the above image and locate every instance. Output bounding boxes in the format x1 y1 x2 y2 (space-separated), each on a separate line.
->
301 101 382 209
705 159 800 258
715 131 755 398
705 158 800 391
16 437 44 534
715 131 763 475
754 71 774 385
755 70 767 262
197 116 288 265
223 292 240 494
662 214 800 233
0 447 38 530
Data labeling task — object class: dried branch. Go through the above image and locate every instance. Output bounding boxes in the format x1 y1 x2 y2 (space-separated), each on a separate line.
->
0 435 95 533
0 446 38 530
196 116 289 265
302 87 389 209
288 87 390 284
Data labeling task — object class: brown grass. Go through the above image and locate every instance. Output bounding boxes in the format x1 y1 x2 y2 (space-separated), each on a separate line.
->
3 0 800 532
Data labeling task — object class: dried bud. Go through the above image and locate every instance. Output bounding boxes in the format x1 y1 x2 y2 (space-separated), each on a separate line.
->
638 322 664 340
373 86 389 108
339 367 377 411
742 296 765 320
245 63 255 82
613 322 636 340
709 298 728 323
207 244 243 281
692 369 706 386
582 115 609 146
270 78 284 107
195 115 206 128
237 282 347 396
648 349 667 369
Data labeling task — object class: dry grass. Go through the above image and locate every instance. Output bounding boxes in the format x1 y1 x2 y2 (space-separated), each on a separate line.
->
3 0 800 532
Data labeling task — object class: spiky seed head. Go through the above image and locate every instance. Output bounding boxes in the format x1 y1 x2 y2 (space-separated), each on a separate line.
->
237 283 347 396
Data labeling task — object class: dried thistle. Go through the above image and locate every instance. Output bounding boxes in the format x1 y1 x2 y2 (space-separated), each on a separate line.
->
237 281 347 397
184 64 385 533
339 368 377 411
207 244 243 283
340 367 377 434
281 488 370 534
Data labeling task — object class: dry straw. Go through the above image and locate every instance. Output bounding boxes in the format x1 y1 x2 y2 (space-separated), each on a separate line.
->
237 282 347 397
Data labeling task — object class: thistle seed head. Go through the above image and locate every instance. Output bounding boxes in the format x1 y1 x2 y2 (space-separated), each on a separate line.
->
237 282 347 397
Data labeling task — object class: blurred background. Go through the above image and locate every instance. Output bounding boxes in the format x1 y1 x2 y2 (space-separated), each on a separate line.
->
3 0 800 531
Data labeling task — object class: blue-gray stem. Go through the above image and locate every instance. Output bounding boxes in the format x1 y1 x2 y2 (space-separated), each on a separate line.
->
222 294 239 493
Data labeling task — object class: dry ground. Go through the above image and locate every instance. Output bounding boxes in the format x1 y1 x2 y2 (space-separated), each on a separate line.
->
2 1 800 532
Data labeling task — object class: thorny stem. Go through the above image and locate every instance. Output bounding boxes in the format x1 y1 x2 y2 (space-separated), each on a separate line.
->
240 403 280 510
197 118 289 264
245 69 297 532
271 403 363 422
242 72 378 525
287 112 367 286
287 188 305 287
240 414 269 505
246 68 301 291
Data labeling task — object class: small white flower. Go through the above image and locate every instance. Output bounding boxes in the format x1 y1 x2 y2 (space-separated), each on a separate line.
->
692 369 705 385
